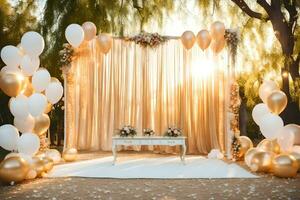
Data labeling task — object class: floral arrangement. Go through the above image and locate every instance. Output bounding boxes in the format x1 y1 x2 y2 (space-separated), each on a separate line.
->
143 128 155 136
225 29 239 66
165 126 182 137
231 135 241 161
229 82 241 134
118 125 137 137
59 43 75 68
126 32 167 48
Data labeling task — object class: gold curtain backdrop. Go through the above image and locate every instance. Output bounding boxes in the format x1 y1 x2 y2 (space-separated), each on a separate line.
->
64 38 232 154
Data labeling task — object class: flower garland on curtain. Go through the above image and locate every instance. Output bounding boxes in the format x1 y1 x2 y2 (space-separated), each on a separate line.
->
125 32 168 48
59 43 75 73
229 82 242 160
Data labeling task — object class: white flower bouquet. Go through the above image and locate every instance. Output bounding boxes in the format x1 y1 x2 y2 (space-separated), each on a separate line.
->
118 125 137 137
165 126 182 137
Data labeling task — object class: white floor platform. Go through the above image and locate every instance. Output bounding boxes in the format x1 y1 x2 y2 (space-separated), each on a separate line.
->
48 156 258 179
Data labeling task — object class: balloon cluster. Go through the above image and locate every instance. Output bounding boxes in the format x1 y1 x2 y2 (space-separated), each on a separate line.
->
65 22 112 54
246 79 300 178
0 31 63 184
180 21 225 54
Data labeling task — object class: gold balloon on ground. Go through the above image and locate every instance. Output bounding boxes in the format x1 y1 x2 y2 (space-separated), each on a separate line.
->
42 157 54 172
244 148 260 167
272 154 298 178
289 152 300 172
250 151 274 173
238 136 253 159
0 157 30 184
257 139 281 154
63 148 78 162
31 157 46 177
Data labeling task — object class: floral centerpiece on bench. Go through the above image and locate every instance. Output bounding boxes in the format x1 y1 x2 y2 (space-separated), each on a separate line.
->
118 125 137 137
143 128 155 136
165 126 182 137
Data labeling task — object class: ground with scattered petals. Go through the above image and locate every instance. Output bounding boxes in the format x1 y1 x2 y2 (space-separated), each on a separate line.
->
0 152 299 200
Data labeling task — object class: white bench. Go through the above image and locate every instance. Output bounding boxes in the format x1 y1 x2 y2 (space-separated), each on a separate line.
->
112 136 187 165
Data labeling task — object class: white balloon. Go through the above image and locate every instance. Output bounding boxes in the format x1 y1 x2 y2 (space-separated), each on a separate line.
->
0 45 23 68
21 31 45 57
20 55 40 76
252 103 270 125
32 68 51 92
9 94 29 119
65 24 84 48
45 82 63 104
277 130 295 153
0 124 20 151
17 133 40 156
14 114 35 133
28 93 47 117
259 113 283 139
258 80 279 103
45 149 61 164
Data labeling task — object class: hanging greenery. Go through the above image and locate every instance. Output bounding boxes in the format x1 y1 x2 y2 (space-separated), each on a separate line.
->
225 29 239 66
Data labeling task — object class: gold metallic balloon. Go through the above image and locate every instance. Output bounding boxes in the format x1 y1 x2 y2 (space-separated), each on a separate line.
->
211 39 225 54
181 31 196 50
210 21 225 40
0 157 30 184
25 169 37 180
244 148 260 167
22 78 34 97
290 152 300 172
196 30 211 51
238 136 253 159
266 90 287 115
62 148 78 162
33 114 50 136
82 21 97 41
0 71 26 97
272 154 298 178
31 157 46 177
42 157 54 172
257 139 281 154
250 151 274 172
97 33 112 54
44 102 53 114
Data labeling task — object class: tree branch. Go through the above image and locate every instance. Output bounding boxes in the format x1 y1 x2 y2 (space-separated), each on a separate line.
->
231 0 269 21
283 0 298 32
257 0 271 14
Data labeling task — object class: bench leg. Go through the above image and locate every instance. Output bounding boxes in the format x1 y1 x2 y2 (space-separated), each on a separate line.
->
112 145 117 165
181 144 186 164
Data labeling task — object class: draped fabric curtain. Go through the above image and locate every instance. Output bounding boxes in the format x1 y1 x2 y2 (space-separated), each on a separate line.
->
64 38 230 154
